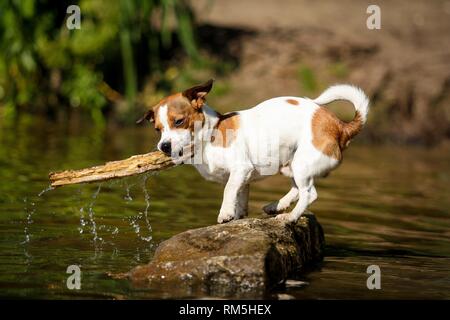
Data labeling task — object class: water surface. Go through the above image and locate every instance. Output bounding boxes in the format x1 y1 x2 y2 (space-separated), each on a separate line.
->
0 115 449 299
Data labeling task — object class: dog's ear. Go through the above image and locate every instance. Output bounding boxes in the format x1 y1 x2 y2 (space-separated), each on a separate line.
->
136 109 154 124
182 79 214 110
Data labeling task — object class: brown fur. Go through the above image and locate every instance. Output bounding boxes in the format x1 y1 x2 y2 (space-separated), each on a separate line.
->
152 93 205 132
286 99 299 105
311 107 363 160
211 112 240 147
138 79 213 130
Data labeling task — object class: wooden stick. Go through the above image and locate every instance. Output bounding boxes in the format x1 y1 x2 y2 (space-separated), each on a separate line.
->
49 151 175 187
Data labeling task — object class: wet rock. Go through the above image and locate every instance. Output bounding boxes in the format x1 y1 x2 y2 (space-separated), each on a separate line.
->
129 212 324 297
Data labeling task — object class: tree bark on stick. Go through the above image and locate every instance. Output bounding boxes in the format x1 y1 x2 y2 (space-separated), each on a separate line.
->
49 151 175 187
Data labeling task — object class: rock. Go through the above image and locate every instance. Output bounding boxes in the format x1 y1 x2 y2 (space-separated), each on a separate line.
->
128 211 324 297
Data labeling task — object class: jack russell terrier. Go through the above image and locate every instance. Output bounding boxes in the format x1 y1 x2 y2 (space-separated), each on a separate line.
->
137 80 369 224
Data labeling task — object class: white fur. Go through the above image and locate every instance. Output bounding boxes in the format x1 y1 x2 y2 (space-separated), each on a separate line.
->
159 105 169 129
157 104 192 157
313 84 370 123
156 85 369 224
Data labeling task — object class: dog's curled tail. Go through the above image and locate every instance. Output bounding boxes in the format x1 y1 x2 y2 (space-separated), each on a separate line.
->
313 84 370 144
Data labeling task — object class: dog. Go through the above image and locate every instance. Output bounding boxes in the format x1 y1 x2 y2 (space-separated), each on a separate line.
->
137 79 369 224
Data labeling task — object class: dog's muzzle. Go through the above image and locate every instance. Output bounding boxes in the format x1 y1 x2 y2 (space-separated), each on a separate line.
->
159 141 171 155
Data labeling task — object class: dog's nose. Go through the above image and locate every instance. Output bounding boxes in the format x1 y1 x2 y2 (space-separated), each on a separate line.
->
159 141 171 155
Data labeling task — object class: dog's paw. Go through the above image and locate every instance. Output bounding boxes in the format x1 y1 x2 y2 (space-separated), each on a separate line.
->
274 213 297 224
263 202 283 215
217 211 236 224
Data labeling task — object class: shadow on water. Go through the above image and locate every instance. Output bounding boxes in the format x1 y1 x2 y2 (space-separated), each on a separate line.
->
0 115 449 299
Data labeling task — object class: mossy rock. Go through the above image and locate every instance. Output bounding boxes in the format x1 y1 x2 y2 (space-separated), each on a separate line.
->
129 212 324 297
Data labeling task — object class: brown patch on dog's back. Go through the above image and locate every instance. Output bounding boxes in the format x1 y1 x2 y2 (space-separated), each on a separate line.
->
286 99 299 105
211 112 240 147
311 107 363 160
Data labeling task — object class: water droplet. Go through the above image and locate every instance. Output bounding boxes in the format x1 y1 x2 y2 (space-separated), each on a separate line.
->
22 198 36 245
86 184 103 245
38 185 54 197
140 176 153 242
123 182 133 201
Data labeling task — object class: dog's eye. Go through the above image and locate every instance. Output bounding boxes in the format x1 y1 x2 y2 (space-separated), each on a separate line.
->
155 127 161 132
174 118 185 127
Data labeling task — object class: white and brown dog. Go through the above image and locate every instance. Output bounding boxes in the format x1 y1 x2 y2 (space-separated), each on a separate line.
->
137 80 369 224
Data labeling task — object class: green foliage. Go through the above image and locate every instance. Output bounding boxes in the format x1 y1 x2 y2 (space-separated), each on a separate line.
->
297 64 317 93
0 0 199 119
329 61 349 78
61 65 106 110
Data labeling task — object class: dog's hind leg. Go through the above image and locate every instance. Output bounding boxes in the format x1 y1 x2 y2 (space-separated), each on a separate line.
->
276 151 319 223
308 184 318 204
263 179 298 215
276 177 315 223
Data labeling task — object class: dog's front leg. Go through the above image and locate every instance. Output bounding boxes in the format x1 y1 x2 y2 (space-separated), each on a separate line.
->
217 171 249 224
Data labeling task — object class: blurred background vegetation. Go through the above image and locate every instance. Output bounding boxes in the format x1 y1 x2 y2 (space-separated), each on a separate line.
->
0 0 212 124
0 0 449 144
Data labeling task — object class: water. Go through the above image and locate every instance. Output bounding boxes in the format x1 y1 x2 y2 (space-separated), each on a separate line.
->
0 115 449 299
38 186 54 197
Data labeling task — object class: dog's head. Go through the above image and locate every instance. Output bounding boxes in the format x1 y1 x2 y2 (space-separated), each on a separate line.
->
137 79 214 158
